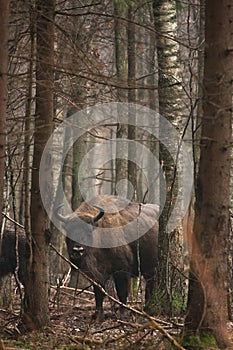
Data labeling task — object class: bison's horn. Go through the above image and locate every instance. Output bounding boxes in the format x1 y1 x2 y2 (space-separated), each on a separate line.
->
93 205 104 222
54 204 69 223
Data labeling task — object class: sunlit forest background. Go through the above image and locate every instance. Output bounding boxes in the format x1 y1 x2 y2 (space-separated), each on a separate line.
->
0 0 232 349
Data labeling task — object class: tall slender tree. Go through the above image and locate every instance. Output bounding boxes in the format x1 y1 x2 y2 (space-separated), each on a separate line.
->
127 2 137 200
0 2 9 323
0 0 9 229
153 0 185 315
184 0 233 347
23 0 55 328
23 8 35 236
114 0 128 196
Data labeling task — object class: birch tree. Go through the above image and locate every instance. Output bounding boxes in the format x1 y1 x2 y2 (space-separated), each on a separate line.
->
153 0 185 315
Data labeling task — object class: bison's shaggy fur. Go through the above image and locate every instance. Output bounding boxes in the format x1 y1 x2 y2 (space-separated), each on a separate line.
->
56 195 159 319
0 228 28 286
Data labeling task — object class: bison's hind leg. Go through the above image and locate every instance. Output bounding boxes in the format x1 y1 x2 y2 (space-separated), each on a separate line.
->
144 275 156 315
145 276 155 302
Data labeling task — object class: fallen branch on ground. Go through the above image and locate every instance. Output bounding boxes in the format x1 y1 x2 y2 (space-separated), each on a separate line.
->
50 243 186 350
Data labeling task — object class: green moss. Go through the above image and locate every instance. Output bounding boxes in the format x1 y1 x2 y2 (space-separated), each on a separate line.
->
131 277 139 296
181 335 203 349
181 332 218 350
172 292 187 314
144 291 169 315
145 291 186 316
201 332 218 348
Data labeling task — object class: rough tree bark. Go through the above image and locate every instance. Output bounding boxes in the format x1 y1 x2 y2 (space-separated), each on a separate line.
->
23 0 55 328
0 0 9 229
114 0 128 196
22 11 35 234
184 0 233 348
0 3 9 327
127 3 137 200
153 0 185 316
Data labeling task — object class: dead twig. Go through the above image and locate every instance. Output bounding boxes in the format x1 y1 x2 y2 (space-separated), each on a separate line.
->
104 321 152 346
50 284 94 296
0 339 5 350
50 243 186 350
69 334 103 346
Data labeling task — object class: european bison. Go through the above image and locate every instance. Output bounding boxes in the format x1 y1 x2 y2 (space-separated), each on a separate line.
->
0 228 28 286
55 195 159 318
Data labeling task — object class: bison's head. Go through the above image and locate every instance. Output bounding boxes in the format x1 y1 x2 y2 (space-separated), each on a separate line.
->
54 204 105 263
66 243 86 268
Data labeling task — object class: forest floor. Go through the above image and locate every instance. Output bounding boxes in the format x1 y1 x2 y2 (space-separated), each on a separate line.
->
0 283 233 350
0 282 186 350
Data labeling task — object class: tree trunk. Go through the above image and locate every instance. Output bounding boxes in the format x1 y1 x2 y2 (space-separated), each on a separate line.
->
0 0 9 309
23 13 35 235
184 0 233 347
0 0 9 229
23 0 55 329
127 4 137 201
153 0 185 316
114 0 128 196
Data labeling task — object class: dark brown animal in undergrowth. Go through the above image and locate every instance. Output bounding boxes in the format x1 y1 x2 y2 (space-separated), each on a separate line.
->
0 228 28 286
55 195 159 319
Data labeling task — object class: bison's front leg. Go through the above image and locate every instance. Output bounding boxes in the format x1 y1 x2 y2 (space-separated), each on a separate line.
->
113 272 130 314
93 285 105 320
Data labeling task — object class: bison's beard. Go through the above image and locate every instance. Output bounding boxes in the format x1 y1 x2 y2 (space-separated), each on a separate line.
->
80 248 112 285
80 246 133 286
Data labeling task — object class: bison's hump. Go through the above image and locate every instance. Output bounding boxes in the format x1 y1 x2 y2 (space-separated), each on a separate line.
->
76 195 159 229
